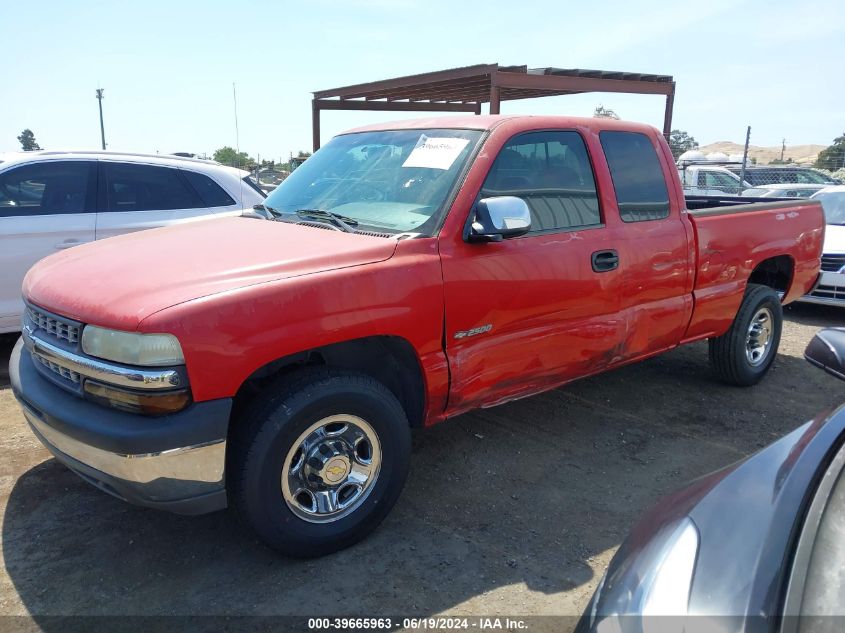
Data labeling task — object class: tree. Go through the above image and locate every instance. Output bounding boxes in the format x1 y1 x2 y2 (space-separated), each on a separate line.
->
213 146 253 168
816 133 845 171
286 151 312 172
593 105 619 120
17 129 42 151
668 129 699 160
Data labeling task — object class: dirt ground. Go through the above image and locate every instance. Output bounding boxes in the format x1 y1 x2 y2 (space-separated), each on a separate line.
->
1 303 844 629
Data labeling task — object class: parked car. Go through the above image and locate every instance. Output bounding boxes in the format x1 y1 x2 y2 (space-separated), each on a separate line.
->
740 183 826 198
10 115 823 557
726 165 841 186
801 185 845 306
677 164 750 195
577 327 845 631
0 151 266 333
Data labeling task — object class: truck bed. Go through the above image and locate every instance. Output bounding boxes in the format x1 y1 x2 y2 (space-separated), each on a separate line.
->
682 197 824 341
685 194 796 210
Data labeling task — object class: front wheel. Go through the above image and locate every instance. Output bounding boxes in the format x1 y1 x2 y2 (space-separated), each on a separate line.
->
228 368 411 557
708 283 783 386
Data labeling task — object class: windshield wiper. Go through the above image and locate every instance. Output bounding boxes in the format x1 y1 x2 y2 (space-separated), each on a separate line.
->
295 208 358 233
253 203 281 218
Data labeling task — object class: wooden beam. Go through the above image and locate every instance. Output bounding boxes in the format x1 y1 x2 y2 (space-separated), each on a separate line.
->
314 64 498 99
313 99 481 112
493 70 675 96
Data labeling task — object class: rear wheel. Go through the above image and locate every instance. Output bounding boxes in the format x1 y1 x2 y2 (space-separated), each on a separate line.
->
229 368 411 557
708 283 783 386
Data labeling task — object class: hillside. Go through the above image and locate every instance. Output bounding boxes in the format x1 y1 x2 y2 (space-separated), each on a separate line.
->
698 141 825 165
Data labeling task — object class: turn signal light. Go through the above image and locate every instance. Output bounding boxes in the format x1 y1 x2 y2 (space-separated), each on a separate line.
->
83 380 191 416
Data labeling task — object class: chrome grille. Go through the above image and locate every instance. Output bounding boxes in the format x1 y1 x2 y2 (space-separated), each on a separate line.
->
27 306 80 344
32 352 81 384
821 254 845 273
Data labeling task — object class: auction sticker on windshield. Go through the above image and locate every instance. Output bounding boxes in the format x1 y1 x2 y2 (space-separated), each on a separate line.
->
402 134 470 170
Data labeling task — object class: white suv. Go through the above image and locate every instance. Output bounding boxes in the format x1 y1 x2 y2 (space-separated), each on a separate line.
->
0 151 266 333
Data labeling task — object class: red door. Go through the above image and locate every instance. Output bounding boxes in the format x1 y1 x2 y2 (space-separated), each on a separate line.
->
438 127 628 415
594 128 693 364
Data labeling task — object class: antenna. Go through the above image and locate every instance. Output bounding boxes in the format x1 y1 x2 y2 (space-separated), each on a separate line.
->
232 82 240 160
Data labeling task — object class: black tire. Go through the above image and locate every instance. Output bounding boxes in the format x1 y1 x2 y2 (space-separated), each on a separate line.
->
708 283 783 386
228 367 411 557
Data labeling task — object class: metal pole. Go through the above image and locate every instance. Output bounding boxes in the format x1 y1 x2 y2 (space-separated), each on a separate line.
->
95 88 106 150
739 126 751 191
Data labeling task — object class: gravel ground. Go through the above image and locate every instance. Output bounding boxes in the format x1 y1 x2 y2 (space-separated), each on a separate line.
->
0 303 844 630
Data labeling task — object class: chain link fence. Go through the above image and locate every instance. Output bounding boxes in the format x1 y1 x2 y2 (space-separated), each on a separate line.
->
676 134 844 199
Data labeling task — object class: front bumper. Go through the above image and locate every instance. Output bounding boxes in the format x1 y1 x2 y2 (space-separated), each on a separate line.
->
10 338 232 515
799 271 845 306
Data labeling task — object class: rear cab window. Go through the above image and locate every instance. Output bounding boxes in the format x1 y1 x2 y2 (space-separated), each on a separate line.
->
480 130 601 234
600 131 671 222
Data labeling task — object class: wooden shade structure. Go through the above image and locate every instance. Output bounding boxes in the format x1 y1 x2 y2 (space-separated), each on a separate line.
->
311 63 675 150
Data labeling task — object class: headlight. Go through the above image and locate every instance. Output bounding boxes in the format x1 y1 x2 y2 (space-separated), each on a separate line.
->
588 518 699 632
641 518 699 616
81 325 184 366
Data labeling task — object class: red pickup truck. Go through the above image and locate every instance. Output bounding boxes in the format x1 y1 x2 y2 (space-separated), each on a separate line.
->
10 115 824 556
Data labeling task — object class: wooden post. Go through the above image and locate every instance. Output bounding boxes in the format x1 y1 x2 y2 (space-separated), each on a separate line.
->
662 84 675 140
489 84 501 115
312 99 321 152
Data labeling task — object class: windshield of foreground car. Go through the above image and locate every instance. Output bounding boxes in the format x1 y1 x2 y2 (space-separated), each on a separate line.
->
813 191 845 225
263 129 483 236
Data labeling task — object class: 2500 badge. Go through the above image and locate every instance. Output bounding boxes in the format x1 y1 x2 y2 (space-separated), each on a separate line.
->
453 324 493 340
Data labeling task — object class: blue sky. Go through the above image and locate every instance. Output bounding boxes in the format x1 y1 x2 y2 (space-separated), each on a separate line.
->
2 0 842 159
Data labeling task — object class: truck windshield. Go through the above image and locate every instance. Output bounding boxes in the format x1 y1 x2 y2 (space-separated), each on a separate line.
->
263 129 482 235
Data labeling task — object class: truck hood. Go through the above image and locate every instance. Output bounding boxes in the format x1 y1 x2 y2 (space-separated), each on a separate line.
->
823 223 845 254
23 217 398 331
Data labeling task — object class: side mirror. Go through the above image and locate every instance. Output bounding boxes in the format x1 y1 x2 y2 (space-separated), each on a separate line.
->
804 328 845 381
467 196 531 243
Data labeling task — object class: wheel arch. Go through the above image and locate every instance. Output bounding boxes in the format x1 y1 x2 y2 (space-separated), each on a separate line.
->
230 335 427 430
748 254 795 298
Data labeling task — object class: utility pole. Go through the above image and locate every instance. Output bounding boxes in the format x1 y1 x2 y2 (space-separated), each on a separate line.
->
95 88 106 150
780 138 786 163
739 126 751 191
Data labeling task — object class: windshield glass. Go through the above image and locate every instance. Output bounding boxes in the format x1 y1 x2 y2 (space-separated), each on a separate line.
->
795 170 833 184
264 129 483 235
814 191 845 225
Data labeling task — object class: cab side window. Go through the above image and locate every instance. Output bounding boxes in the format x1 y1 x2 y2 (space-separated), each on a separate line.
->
600 131 670 222
0 161 94 217
103 162 204 212
480 131 601 234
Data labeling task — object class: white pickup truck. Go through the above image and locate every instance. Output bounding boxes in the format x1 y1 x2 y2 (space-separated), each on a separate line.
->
677 163 751 196
0 151 265 333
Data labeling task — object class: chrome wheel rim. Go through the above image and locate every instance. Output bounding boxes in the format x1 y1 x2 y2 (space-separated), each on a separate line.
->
746 307 774 366
281 414 381 523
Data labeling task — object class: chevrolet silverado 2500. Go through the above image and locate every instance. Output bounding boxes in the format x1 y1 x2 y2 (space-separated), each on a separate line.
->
10 116 824 556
